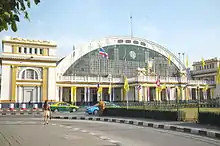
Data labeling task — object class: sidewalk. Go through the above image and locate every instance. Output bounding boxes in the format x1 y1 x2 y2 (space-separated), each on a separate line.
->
99 116 220 132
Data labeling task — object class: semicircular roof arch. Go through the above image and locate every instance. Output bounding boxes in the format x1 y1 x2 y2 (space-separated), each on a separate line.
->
56 36 185 75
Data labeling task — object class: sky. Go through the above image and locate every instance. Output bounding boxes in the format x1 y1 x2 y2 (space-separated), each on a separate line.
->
1 0 220 67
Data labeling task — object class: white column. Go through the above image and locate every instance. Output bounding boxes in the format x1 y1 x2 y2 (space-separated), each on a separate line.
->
144 87 147 101
22 86 25 103
17 86 22 103
170 88 175 101
84 87 87 102
59 87 63 101
88 87 90 102
112 87 115 101
166 88 170 101
182 87 185 100
37 86 40 103
120 88 124 101
134 86 138 101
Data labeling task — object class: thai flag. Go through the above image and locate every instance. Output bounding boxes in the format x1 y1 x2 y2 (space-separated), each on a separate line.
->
137 85 142 90
156 76 160 87
97 83 100 89
99 48 108 59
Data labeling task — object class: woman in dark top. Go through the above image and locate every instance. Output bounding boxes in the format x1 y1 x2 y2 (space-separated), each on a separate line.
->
43 100 51 125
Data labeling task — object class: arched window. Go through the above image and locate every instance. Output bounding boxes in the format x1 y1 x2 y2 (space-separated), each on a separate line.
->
21 69 39 80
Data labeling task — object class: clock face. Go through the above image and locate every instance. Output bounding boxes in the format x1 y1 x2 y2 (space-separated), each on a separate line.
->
129 51 136 59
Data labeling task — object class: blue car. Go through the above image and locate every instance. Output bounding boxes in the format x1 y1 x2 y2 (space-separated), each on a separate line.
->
86 101 120 115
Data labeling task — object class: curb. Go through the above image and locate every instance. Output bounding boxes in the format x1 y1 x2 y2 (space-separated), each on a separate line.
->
51 116 220 140
0 112 41 115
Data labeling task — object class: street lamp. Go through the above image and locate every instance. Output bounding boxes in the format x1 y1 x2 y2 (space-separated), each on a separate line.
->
197 84 200 123
177 52 185 120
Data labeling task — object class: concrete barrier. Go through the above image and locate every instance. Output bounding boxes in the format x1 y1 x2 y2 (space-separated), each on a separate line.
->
21 103 27 111
9 103 15 111
33 104 38 110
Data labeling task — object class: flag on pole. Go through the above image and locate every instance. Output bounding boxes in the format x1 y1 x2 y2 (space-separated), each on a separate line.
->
202 84 209 92
202 57 205 68
161 84 166 90
97 83 100 89
156 76 160 87
99 47 109 59
71 86 77 103
168 55 171 65
137 84 142 90
97 87 102 94
124 76 129 93
185 55 189 68
108 85 111 95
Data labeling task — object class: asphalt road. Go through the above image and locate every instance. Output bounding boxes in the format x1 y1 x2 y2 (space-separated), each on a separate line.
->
0 116 220 146
2 111 220 132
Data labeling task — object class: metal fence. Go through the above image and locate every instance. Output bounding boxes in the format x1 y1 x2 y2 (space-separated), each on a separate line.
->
109 98 220 110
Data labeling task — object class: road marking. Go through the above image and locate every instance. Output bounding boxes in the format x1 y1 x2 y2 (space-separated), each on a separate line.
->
108 140 121 145
89 132 98 136
72 128 80 131
99 136 110 140
81 129 87 133
64 126 122 145
52 123 56 126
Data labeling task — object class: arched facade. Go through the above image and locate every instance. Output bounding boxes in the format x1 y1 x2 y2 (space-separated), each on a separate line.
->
18 67 42 80
57 36 185 77
0 36 216 108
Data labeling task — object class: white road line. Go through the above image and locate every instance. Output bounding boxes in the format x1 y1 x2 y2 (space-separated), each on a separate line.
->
109 140 121 144
65 126 72 129
72 128 80 131
60 125 64 127
81 130 87 133
89 132 98 136
52 123 56 126
99 136 110 140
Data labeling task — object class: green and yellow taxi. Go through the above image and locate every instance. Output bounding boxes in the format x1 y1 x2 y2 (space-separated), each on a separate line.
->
50 102 79 112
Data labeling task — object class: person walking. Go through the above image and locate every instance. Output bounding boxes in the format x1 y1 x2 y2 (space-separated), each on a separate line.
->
43 100 51 125
95 100 105 116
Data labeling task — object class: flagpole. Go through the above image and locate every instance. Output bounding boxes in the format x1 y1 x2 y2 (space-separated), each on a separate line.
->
124 45 129 109
98 42 101 101
130 14 133 38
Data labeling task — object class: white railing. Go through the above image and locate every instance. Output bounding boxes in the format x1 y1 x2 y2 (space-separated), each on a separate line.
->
57 75 215 85
191 68 217 75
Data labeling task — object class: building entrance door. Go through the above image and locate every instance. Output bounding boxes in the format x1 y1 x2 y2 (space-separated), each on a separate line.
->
24 90 33 103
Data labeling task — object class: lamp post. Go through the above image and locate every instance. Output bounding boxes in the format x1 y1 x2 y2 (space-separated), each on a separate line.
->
197 84 200 123
108 74 112 102
176 53 181 120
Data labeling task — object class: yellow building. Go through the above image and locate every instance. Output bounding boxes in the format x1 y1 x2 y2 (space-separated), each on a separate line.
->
0 36 216 108
0 36 58 106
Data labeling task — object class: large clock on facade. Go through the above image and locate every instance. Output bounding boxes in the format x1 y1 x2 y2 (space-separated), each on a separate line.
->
129 51 136 59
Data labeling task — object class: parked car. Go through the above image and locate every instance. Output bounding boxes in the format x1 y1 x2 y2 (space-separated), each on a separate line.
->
50 102 79 113
86 101 120 115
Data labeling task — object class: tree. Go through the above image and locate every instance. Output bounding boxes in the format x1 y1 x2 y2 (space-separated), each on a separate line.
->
0 0 40 32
